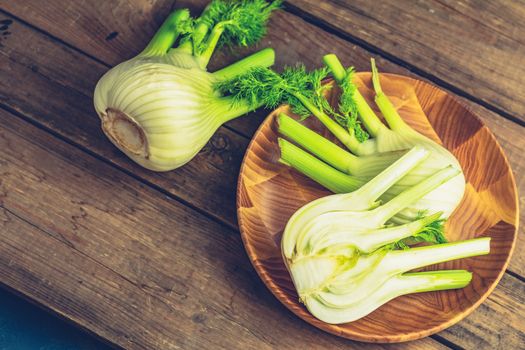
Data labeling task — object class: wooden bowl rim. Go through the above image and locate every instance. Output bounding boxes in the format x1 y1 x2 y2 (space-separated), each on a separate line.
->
236 72 519 343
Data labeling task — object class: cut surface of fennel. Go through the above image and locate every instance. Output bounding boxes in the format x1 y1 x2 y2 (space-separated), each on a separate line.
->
280 146 490 324
282 146 453 258
289 238 489 324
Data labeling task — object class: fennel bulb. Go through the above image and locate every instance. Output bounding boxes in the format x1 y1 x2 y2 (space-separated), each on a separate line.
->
281 146 453 257
94 1 280 171
281 147 490 324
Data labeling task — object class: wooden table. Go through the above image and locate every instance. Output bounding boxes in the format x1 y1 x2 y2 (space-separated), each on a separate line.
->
0 1 523 348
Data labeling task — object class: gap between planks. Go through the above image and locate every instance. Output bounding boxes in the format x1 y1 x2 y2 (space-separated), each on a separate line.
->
0 103 239 234
282 2 525 128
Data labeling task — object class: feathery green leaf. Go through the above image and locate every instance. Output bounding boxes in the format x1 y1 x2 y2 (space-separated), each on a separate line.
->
386 214 447 250
333 67 369 142
215 65 332 118
199 0 282 50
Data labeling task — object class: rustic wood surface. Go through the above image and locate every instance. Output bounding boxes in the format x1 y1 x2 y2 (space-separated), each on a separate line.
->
0 0 522 349
287 0 525 124
2 0 524 273
238 74 518 342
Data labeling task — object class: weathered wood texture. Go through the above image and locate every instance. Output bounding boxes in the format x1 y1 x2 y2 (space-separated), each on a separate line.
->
440 273 525 349
287 0 525 123
1 1 523 275
1 0 174 66
0 11 247 229
0 108 449 350
0 0 522 348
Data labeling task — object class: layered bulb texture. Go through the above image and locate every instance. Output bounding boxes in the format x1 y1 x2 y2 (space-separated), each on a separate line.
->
281 147 490 324
93 1 281 171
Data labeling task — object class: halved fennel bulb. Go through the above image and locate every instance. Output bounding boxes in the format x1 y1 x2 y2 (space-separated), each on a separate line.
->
281 147 490 324
281 146 452 258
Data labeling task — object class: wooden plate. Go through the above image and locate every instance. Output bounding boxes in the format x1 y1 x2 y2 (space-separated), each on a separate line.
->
236 73 518 342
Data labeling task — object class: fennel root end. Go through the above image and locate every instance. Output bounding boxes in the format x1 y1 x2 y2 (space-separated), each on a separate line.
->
101 108 149 159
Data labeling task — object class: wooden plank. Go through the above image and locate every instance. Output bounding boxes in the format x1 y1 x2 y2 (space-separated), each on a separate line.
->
286 0 525 123
0 0 174 66
436 0 525 44
439 273 525 349
0 108 447 350
1 8 523 276
5 0 525 130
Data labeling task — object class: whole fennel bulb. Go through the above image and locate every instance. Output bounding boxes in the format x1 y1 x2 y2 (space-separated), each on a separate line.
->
94 1 280 171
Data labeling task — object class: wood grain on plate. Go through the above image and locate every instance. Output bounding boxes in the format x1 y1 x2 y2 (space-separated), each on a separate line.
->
238 73 518 342
287 0 525 122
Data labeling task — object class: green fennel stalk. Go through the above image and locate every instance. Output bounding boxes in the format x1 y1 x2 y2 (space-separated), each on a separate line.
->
257 56 466 222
